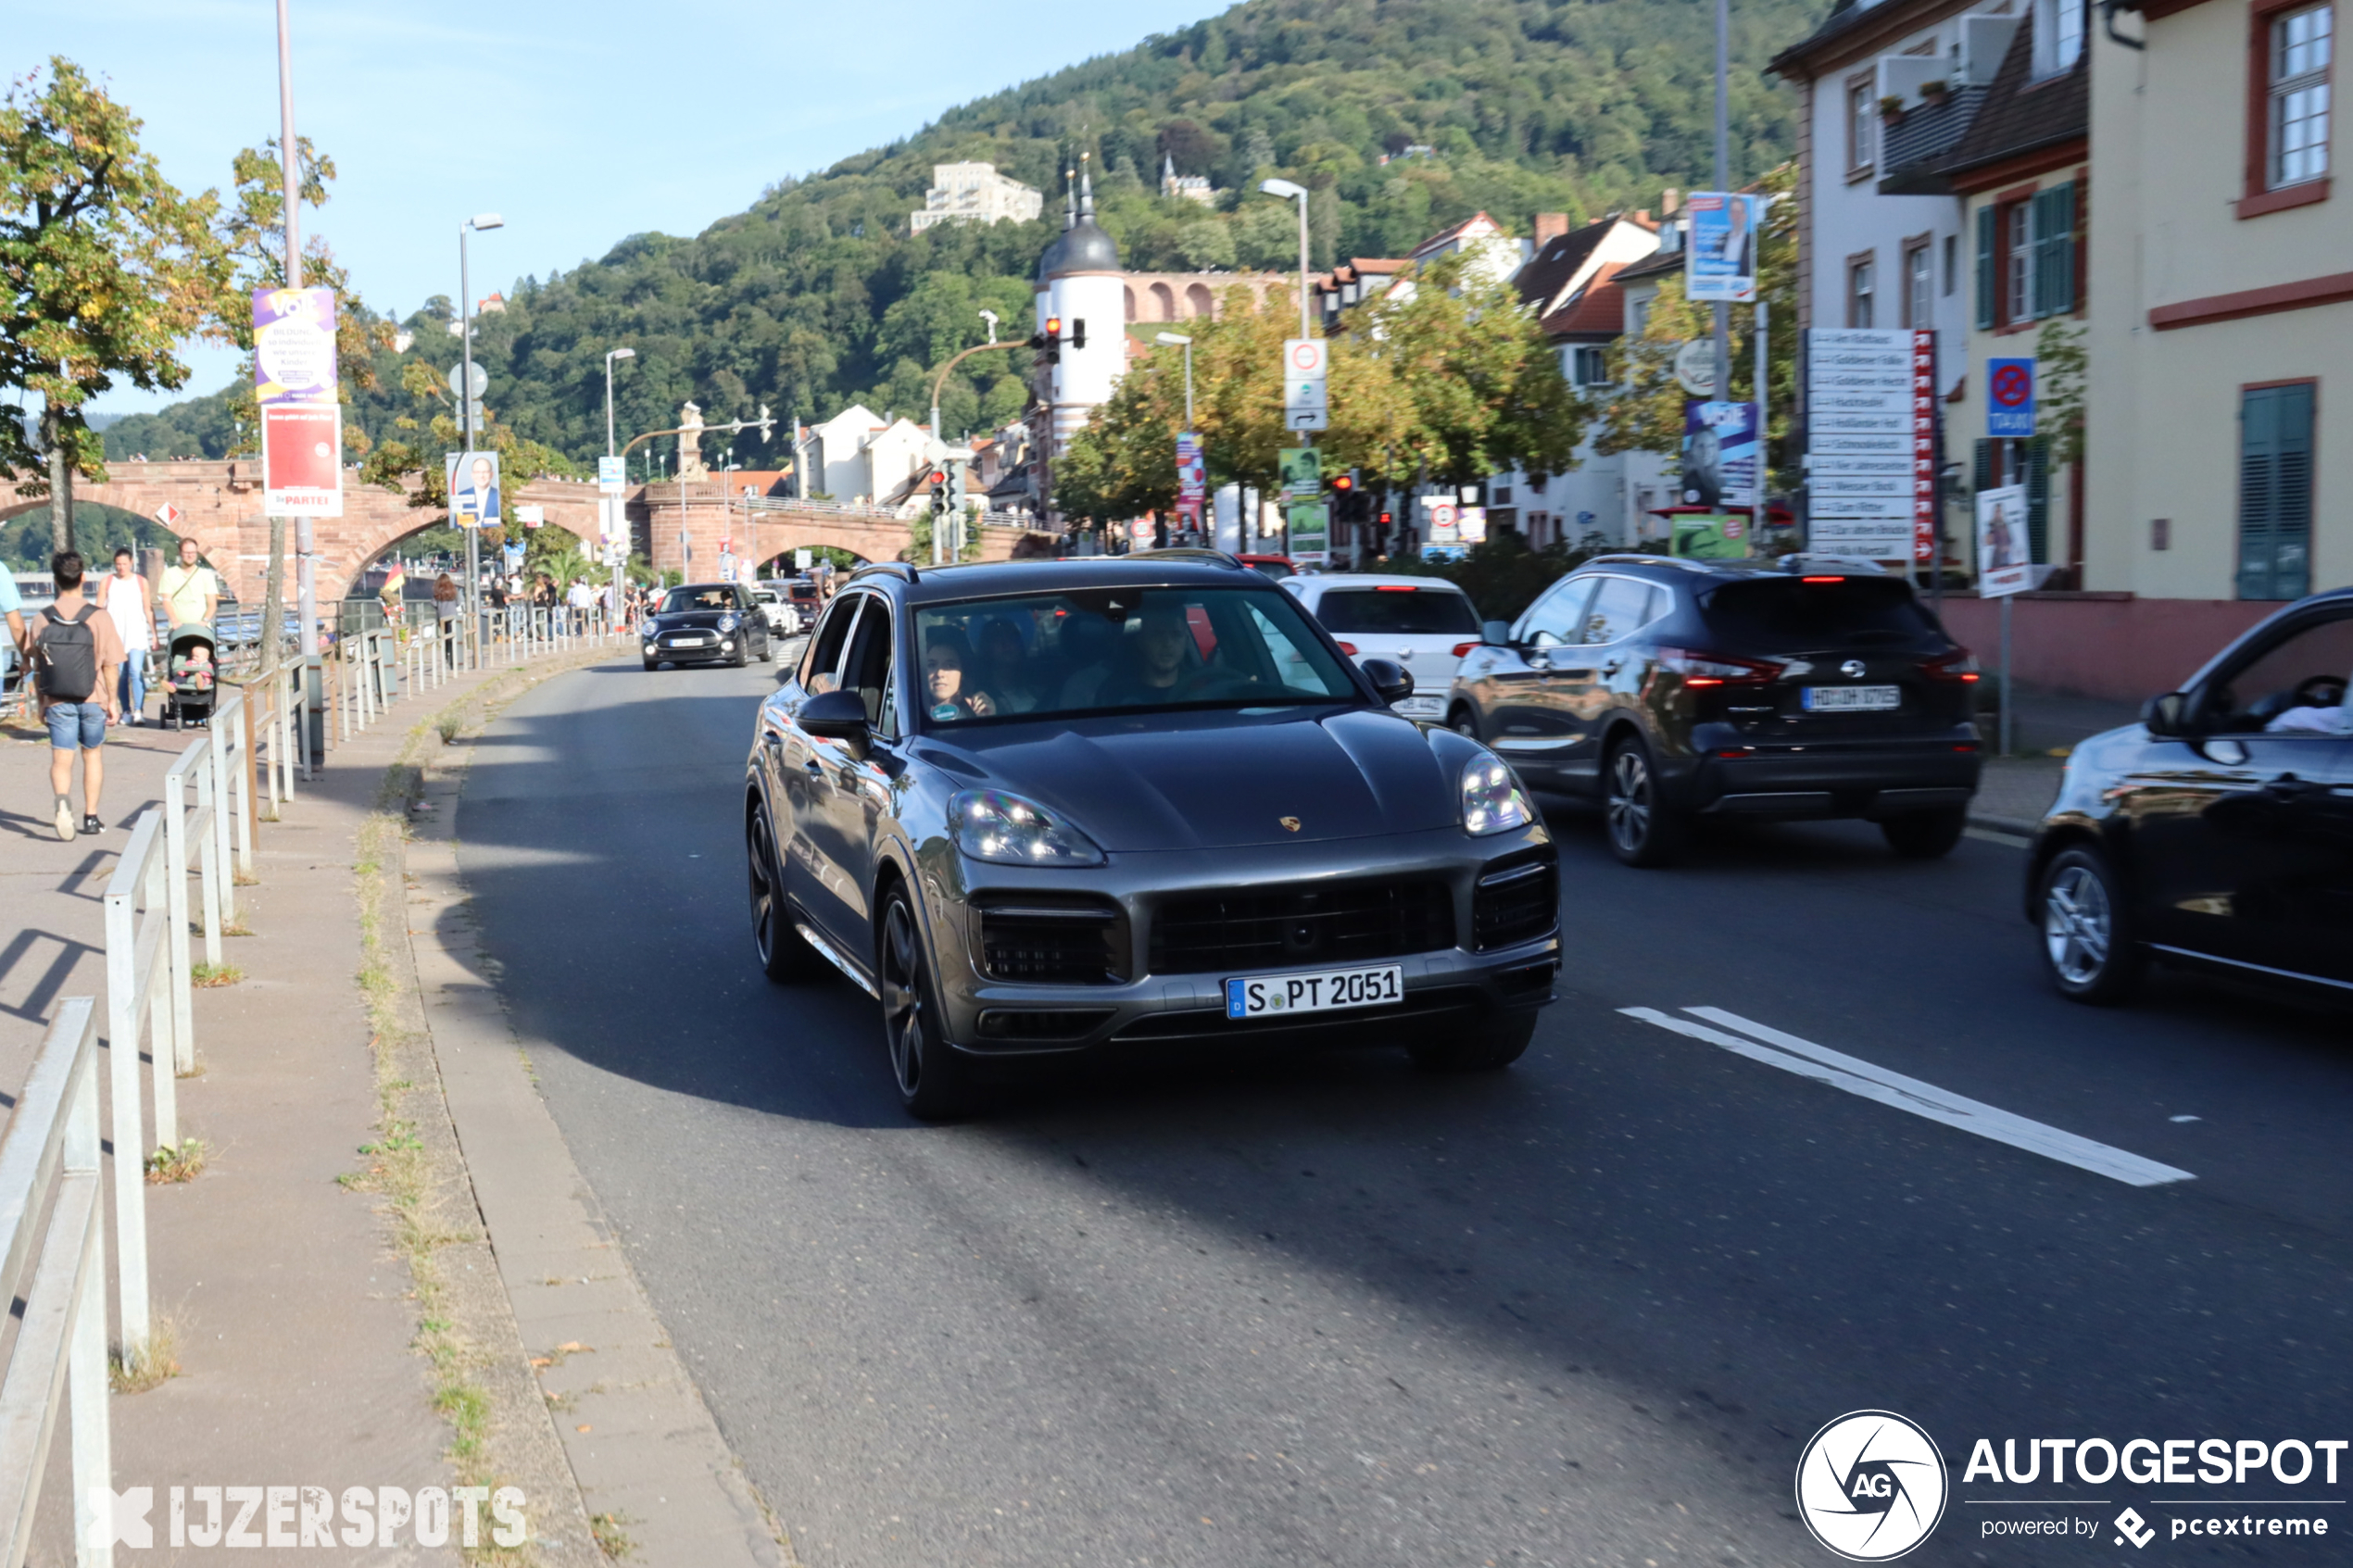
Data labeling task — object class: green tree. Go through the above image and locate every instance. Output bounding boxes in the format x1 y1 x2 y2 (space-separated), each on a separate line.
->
1350 250 1589 488
0 57 224 552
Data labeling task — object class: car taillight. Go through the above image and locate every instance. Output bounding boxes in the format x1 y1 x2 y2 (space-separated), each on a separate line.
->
1452 641 1480 658
1656 646 1783 688
1336 641 1358 656
1920 649 1982 684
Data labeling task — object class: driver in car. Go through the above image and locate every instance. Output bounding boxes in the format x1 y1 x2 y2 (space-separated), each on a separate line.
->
2265 665 2353 733
1096 602 1199 708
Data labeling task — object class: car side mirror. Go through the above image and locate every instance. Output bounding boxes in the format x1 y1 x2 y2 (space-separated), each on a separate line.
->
2142 691 2189 737
1358 657 1415 707
1481 619 1514 647
799 688 871 751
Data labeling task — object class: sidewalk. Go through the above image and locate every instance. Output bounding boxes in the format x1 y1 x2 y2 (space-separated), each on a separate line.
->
2 659 602 1562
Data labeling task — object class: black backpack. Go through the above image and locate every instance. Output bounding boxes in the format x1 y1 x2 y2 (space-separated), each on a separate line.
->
35 604 101 702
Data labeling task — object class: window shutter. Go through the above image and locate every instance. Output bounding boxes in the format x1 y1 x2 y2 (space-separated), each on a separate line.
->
1974 206 1996 330
2238 384 2316 600
2024 436 2051 562
2033 184 2076 317
1972 437 1995 497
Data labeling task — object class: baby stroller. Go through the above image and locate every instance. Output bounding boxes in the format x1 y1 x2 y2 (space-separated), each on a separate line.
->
160 623 219 730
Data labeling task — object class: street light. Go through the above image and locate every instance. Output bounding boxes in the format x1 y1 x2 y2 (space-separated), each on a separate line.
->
604 346 635 457
459 212 503 642
1154 332 1194 428
1258 178 1312 342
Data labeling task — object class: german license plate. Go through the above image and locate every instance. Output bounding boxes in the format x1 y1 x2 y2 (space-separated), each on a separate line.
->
1802 684 1899 712
1225 963 1403 1020
671 634 711 646
1392 696 1445 719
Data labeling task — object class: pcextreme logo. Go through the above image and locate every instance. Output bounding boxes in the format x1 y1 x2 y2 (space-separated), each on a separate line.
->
1795 1411 1951 1562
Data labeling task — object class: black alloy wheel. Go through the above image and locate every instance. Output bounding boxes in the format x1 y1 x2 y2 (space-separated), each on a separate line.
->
1449 708 1480 740
1882 806 1968 859
878 885 972 1119
2040 845 2141 1004
1603 735 1684 868
1407 1009 1537 1072
748 804 821 982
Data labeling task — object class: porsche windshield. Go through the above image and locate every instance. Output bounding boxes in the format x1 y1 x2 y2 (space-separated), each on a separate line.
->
912 587 1359 724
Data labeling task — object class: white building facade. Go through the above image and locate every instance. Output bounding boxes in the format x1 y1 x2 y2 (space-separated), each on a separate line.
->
910 162 1045 232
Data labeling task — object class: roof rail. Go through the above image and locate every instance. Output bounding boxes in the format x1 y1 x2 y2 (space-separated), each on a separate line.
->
850 560 919 584
1589 552 1716 572
1126 547 1243 569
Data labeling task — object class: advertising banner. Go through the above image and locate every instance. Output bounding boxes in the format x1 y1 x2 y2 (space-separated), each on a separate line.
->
1286 500 1329 563
1975 484 2033 596
260 404 343 516
1682 400 1759 511
1684 193 1763 304
1176 433 1207 508
1457 506 1488 545
252 287 339 407
1278 446 1320 499
1672 513 1747 558
445 451 502 528
598 455 626 492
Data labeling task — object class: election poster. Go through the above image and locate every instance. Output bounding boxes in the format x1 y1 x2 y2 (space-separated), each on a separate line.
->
1685 194 1763 304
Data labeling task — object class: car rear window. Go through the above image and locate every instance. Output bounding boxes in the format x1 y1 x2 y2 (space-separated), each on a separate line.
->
1699 577 1941 651
1314 587 1479 635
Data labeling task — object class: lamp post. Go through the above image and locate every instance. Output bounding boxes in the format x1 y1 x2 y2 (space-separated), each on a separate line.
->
459 211 503 649
1155 332 1197 548
604 345 635 619
1259 179 1313 558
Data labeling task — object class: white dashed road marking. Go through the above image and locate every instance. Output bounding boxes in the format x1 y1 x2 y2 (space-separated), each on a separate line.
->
1619 1005 2196 1188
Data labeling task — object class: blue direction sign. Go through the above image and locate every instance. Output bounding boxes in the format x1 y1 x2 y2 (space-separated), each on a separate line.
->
1987 357 2036 438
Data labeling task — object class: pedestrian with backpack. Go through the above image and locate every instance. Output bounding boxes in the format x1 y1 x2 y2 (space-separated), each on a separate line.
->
34 551 123 841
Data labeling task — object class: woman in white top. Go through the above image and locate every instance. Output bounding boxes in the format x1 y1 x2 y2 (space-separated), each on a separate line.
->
97 546 155 725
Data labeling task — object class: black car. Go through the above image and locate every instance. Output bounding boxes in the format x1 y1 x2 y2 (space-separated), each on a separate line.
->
1445 556 1983 865
2027 587 2353 1005
640 582 774 670
743 554 1561 1117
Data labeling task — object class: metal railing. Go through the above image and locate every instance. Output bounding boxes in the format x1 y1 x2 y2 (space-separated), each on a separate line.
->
0 997 111 1568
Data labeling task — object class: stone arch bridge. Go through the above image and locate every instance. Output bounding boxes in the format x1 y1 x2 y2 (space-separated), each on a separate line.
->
1 461 1028 600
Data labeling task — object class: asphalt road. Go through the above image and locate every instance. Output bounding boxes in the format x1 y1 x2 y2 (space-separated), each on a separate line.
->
453 650 2353 1567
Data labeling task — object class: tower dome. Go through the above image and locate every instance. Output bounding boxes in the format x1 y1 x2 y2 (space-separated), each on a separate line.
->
1039 157 1119 278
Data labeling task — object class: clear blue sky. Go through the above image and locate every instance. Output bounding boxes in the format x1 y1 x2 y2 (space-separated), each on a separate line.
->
7 0 1215 412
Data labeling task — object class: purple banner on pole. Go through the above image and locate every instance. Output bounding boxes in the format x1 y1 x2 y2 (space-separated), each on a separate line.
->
252 287 339 407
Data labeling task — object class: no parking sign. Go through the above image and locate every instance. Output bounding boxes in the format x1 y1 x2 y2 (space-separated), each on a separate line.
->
1987 357 2036 438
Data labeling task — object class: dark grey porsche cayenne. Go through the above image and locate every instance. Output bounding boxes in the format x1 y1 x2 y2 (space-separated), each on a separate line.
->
744 554 1562 1117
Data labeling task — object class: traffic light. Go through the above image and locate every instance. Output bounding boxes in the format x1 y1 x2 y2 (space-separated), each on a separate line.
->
1331 472 1356 497
1070 318 1088 350
927 469 949 515
1043 316 1063 363
946 461 967 513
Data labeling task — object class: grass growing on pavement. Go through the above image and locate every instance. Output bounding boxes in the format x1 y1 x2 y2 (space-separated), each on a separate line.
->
587 1513 636 1561
109 1313 182 1393
145 1139 208 1184
351 704 524 1562
189 961 244 986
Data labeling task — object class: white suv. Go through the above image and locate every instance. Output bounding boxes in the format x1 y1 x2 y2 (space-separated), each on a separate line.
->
1282 574 1483 721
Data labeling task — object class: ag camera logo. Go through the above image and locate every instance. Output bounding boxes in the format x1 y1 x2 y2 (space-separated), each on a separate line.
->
1796 1411 1950 1561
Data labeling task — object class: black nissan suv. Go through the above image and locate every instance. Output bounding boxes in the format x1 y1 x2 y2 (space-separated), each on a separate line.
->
1444 556 1983 865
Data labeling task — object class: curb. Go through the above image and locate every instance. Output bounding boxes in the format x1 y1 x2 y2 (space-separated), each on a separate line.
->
398 656 790 1567
1967 812 2041 838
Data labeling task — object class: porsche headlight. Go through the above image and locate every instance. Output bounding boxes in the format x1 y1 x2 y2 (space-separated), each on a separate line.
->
949 790 1105 866
1460 755 1530 836
717 612 740 633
